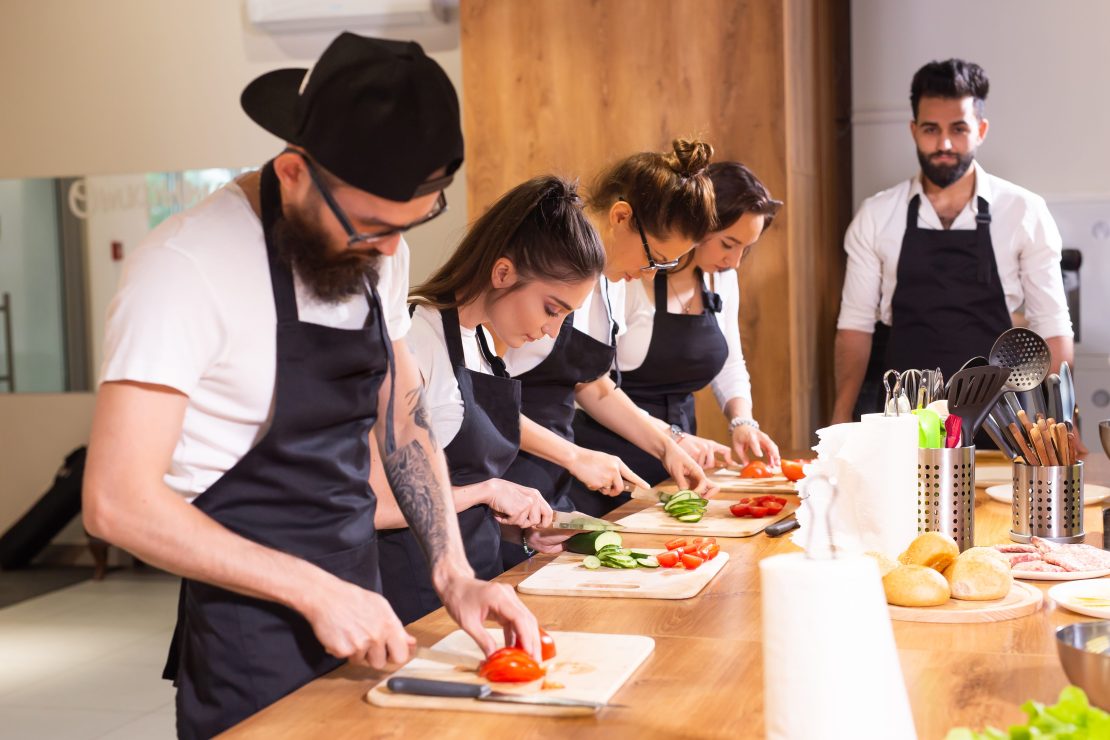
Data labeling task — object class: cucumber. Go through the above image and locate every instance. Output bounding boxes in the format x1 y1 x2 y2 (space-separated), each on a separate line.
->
566 530 623 555
627 550 656 562
665 490 698 505
637 555 660 568
600 553 639 569
665 500 707 513
675 512 703 523
582 555 601 569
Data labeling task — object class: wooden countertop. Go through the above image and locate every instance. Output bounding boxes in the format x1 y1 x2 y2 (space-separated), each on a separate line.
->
222 453 1110 739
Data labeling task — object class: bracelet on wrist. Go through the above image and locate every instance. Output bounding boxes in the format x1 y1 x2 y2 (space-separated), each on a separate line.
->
668 423 686 442
729 417 760 434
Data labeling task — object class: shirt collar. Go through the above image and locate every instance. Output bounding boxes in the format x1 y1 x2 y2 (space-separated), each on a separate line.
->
910 160 992 205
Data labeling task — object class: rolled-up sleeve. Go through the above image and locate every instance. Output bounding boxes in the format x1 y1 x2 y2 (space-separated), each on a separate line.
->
710 271 753 408
836 205 883 332
1019 199 1073 340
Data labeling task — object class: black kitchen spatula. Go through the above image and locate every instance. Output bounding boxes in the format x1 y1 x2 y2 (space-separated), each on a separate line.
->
945 365 1012 446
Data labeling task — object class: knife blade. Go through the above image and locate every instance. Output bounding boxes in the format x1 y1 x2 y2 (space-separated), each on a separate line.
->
547 510 625 531
386 676 621 710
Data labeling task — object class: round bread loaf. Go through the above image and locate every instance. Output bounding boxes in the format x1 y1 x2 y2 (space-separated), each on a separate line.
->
865 550 899 577
882 564 951 607
898 532 960 573
943 551 1013 601
959 546 1009 566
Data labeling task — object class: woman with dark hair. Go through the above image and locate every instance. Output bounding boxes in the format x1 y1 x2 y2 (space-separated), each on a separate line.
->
498 139 721 565
375 175 606 623
569 161 783 516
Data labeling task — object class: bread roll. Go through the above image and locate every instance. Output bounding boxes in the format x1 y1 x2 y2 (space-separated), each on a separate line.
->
943 552 1013 601
959 547 1009 567
882 564 951 607
898 532 960 573
865 550 899 577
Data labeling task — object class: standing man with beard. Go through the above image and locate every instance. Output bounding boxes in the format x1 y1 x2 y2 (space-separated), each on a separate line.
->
831 58 1074 422
82 34 542 739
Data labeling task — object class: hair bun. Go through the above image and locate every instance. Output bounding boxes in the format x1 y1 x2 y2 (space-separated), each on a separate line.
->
669 138 714 177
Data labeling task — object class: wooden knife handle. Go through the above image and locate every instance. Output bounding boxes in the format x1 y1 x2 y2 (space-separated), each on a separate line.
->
1017 409 1034 435
1009 422 1039 466
1038 420 1059 465
1054 423 1070 466
1030 426 1051 467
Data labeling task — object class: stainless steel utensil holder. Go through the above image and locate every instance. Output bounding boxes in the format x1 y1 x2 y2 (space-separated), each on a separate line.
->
917 446 976 551
1011 462 1085 543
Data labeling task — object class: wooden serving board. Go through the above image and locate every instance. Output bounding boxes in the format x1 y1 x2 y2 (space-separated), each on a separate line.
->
517 549 729 599
367 629 655 717
887 581 1043 623
614 498 798 537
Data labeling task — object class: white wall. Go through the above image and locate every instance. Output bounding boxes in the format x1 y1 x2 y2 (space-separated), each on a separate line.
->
0 0 467 550
851 0 1110 206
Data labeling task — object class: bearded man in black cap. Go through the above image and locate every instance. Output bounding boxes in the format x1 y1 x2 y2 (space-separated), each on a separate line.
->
83 33 544 739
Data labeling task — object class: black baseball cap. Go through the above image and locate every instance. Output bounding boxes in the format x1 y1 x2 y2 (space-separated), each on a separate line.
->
241 32 463 202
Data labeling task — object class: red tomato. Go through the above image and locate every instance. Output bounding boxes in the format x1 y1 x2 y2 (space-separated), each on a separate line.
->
730 503 751 518
682 543 701 555
514 627 557 662
697 543 720 560
664 538 687 551
680 553 705 570
740 461 774 479
750 505 769 517
765 503 784 515
781 459 806 482
739 497 751 503
656 551 680 568
479 648 545 682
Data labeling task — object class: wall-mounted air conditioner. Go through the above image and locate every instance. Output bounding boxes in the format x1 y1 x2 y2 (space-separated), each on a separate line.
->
247 0 455 34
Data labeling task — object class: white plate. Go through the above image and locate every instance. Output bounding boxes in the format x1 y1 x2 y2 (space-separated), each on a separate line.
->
1015 567 1110 581
1049 580 1110 618
984 483 1110 506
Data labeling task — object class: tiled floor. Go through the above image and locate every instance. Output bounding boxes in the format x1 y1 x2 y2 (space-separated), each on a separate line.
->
0 570 179 739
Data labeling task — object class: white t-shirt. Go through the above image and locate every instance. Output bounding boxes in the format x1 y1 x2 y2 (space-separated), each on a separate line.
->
99 182 412 502
407 304 496 446
836 162 1073 340
619 270 753 409
502 277 625 378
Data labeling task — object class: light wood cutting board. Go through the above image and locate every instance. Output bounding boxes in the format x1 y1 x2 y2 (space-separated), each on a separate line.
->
887 581 1042 623
614 498 798 537
516 548 729 599
367 628 655 717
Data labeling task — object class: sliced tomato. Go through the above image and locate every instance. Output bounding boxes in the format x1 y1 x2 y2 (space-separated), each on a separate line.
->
764 503 784 515
664 537 687 551
697 543 720 560
515 627 557 662
781 459 806 482
730 503 751 518
740 461 774 479
739 497 751 503
750 505 769 518
682 543 701 555
680 553 705 570
479 648 545 682
656 550 680 568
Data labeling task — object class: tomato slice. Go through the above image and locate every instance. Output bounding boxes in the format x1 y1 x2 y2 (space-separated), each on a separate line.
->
680 553 705 569
730 503 751 518
513 626 557 662
479 648 545 682
750 505 769 517
781 459 806 482
739 497 751 503
656 551 680 568
697 543 720 560
740 461 774 479
682 543 701 555
764 503 784 515
664 538 687 551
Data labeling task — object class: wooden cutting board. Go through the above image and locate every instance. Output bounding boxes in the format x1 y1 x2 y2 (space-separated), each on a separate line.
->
367 629 655 717
517 549 729 599
887 581 1042 623
614 498 798 537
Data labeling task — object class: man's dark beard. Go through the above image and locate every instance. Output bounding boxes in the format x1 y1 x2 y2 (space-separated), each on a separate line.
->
917 148 975 188
272 206 380 303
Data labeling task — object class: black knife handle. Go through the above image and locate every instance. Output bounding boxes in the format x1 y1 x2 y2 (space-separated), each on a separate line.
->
765 516 799 537
387 677 491 699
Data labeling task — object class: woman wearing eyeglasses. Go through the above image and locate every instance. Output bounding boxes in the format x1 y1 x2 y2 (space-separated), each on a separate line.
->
569 162 784 517
372 176 606 623
498 139 720 566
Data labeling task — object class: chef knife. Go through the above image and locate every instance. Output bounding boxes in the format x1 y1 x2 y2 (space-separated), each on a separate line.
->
546 510 626 532
386 677 621 710
764 514 799 537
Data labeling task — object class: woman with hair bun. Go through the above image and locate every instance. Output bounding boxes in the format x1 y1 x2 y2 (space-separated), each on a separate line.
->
570 161 783 517
499 138 721 565
374 175 606 623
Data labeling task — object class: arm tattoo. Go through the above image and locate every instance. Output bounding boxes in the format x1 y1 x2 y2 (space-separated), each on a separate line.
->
406 385 437 452
383 441 450 565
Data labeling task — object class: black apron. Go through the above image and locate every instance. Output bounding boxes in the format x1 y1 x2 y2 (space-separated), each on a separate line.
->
161 162 392 740
500 298 617 568
884 194 1011 381
570 270 729 515
378 305 521 624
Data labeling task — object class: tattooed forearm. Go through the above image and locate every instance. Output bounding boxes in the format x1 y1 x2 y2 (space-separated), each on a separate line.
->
384 440 450 565
406 385 437 452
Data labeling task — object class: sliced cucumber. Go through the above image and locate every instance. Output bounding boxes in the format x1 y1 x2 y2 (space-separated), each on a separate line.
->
675 512 704 523
582 555 601 570
600 554 639 569
627 550 656 562
665 501 707 514
565 530 624 555
665 490 698 505
637 555 660 568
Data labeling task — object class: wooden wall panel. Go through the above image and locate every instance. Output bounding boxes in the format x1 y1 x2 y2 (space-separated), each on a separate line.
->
461 0 850 451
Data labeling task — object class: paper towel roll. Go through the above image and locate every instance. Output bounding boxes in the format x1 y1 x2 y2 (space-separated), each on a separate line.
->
793 414 918 559
761 553 917 740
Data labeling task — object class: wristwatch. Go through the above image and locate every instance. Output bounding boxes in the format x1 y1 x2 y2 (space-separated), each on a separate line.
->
668 423 686 442
522 529 535 557
729 417 760 434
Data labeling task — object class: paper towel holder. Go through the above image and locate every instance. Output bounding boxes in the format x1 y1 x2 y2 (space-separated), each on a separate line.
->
800 472 839 560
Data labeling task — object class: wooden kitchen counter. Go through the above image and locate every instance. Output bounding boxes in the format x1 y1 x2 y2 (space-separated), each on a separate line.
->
221 454 1110 739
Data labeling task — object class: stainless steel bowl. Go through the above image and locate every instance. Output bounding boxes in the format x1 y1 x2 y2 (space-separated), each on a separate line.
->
1100 420 1110 460
1056 621 1110 710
